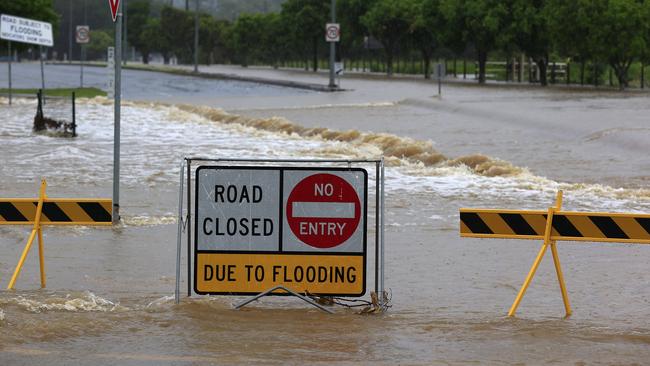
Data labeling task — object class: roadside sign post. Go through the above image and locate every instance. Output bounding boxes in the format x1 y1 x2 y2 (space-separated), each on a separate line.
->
326 3 339 90
107 46 115 98
76 25 90 87
1 14 53 105
175 158 387 312
193 0 199 73
109 0 122 223
460 190 650 317
7 41 11 105
39 46 45 97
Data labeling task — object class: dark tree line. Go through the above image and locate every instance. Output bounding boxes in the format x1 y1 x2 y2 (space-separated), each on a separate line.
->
5 0 650 88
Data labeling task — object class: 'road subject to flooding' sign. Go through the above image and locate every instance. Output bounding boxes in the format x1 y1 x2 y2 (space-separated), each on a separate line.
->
0 14 53 47
194 166 367 296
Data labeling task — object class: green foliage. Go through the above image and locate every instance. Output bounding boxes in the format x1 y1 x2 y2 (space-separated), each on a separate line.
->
127 0 151 62
86 29 113 60
0 87 106 98
0 0 59 51
441 0 511 83
361 0 417 75
281 0 329 71
0 0 58 25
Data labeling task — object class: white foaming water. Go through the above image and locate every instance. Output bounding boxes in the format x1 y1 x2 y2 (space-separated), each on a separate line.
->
1 98 647 216
2 292 125 313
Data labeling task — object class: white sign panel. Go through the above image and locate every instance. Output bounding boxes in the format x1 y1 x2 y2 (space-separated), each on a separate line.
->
107 47 115 98
325 23 340 42
0 14 53 47
76 25 90 44
195 167 366 253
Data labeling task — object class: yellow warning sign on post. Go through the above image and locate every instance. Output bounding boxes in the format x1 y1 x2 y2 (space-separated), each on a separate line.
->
460 191 650 317
3 179 112 290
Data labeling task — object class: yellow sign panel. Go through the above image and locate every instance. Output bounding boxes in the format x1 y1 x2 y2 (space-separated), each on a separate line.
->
0 198 112 225
195 253 364 296
460 209 650 244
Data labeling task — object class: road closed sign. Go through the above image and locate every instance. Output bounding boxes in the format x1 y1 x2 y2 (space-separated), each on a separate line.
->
195 166 367 296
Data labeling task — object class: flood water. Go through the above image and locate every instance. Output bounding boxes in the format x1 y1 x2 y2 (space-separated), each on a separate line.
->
1 65 650 364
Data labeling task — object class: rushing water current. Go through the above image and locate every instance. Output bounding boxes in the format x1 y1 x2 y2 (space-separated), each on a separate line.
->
1 87 650 364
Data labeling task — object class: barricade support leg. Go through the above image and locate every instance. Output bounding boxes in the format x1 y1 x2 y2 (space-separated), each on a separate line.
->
7 180 47 290
508 191 569 317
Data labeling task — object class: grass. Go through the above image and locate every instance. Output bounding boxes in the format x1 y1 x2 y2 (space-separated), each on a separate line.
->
0 87 106 98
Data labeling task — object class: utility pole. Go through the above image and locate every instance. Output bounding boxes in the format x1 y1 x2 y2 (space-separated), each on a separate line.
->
123 0 128 65
194 0 199 73
113 1 123 223
68 0 73 62
328 0 336 88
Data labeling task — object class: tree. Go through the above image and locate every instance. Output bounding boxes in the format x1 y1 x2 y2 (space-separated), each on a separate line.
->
595 0 647 88
160 5 194 63
127 0 152 64
417 0 456 79
1 0 59 52
230 14 266 66
281 0 329 72
361 0 417 76
548 0 647 89
442 0 511 84
86 29 113 60
548 0 603 85
337 0 377 56
509 0 553 86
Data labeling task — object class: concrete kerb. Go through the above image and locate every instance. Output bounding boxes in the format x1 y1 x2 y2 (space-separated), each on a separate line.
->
47 62 345 93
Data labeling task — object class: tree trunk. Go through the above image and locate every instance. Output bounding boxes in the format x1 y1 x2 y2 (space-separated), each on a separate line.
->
422 50 431 79
477 49 487 84
385 44 394 76
580 62 585 85
142 52 149 64
312 37 318 72
163 53 170 65
536 57 548 86
612 61 630 90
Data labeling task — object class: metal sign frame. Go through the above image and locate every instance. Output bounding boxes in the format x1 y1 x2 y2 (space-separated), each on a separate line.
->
175 157 386 309
193 165 368 297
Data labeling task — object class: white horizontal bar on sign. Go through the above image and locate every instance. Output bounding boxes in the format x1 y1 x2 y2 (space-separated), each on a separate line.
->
291 202 355 219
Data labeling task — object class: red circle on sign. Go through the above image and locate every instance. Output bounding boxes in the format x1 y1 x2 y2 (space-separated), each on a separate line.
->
286 173 360 249
326 25 339 40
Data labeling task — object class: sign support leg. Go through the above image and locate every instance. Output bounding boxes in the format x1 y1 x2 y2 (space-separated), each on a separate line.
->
175 159 185 304
233 285 334 314
39 46 45 104
549 190 571 317
550 240 571 317
7 180 47 290
507 237 548 316
508 191 567 317
37 226 46 288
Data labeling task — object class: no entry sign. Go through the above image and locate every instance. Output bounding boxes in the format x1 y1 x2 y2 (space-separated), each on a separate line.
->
195 166 367 296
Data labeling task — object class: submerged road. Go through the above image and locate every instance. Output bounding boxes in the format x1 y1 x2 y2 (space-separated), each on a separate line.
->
1 61 649 365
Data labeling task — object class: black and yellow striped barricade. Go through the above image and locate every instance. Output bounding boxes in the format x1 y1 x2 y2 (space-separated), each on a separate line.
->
1 179 112 289
460 191 650 317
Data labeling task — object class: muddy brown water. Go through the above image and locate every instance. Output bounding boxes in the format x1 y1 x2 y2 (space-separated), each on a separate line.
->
0 73 649 364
